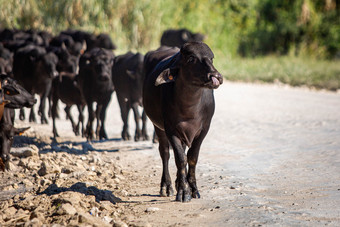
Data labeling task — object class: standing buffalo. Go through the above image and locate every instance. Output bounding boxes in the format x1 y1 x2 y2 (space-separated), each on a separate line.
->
13 45 58 124
112 51 148 141
51 72 86 138
143 42 223 202
77 48 115 140
160 29 205 48
61 30 116 51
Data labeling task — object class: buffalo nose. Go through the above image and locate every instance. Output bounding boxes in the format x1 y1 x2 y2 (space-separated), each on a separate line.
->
208 72 222 80
99 75 110 81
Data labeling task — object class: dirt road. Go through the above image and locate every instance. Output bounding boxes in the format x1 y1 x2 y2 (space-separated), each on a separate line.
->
1 82 340 226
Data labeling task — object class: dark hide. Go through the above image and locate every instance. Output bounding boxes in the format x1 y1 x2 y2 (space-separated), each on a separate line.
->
112 52 148 141
51 73 86 138
1 75 37 109
160 29 205 48
0 75 31 170
95 33 117 50
143 42 223 202
61 30 116 51
49 34 86 57
77 48 115 140
13 44 58 124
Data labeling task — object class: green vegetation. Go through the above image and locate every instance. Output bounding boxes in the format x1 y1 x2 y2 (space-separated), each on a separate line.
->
0 0 339 90
217 56 340 91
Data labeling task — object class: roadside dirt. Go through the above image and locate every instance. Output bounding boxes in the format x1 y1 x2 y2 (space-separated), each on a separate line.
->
1 82 340 226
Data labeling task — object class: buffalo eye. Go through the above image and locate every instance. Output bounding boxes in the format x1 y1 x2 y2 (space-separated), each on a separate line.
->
187 56 196 64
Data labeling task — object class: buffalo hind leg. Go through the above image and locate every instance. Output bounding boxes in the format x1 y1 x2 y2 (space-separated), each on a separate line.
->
29 107 36 122
141 110 149 140
131 103 142 141
155 127 174 197
64 106 79 136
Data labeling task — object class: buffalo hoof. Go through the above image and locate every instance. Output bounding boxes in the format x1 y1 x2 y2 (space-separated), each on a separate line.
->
85 128 94 141
122 133 131 141
41 118 48 124
192 190 201 199
176 192 192 202
142 133 149 141
160 186 174 197
19 114 25 121
29 113 36 122
73 127 80 136
99 130 108 140
53 131 59 138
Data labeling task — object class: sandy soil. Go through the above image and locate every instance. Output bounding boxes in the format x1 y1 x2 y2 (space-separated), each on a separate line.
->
1 81 340 226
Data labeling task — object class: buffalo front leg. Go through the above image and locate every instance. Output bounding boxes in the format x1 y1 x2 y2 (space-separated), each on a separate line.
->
19 108 25 121
39 92 49 124
95 103 103 140
117 97 131 140
51 97 59 138
169 135 191 202
155 127 174 197
29 107 36 122
77 105 85 137
187 130 208 199
85 102 95 140
98 99 110 140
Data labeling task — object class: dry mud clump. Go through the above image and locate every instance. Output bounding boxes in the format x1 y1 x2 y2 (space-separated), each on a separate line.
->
0 131 133 226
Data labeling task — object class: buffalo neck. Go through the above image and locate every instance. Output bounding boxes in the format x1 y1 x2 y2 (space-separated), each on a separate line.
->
173 75 209 113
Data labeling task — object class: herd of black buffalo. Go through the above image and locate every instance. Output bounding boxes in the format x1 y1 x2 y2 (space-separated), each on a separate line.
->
0 27 223 202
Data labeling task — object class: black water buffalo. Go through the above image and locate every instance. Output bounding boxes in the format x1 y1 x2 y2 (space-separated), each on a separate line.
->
51 72 86 138
61 30 116 51
160 29 205 48
112 52 148 141
52 44 79 74
143 42 223 202
0 75 32 170
49 34 86 57
77 48 115 140
13 44 58 124
143 46 179 142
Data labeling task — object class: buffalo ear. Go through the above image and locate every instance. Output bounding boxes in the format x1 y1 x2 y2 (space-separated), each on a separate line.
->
155 68 178 86
14 127 30 136
181 31 189 42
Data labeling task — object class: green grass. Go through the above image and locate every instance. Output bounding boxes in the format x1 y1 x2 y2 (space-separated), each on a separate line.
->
215 55 340 91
